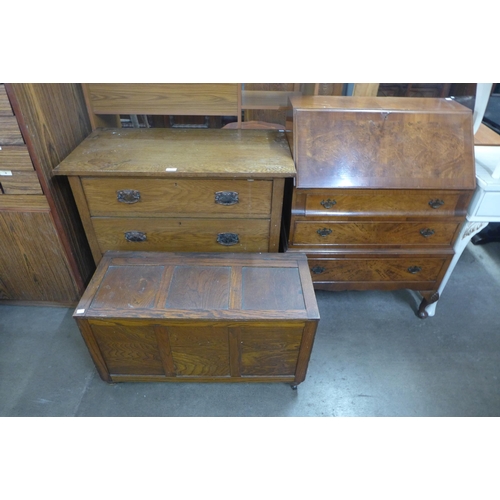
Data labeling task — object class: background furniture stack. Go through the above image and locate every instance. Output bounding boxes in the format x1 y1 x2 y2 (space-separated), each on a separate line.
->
0 84 94 304
283 96 476 318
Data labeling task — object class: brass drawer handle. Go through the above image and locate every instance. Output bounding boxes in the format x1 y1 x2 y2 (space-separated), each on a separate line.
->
428 199 445 209
408 266 422 274
216 232 239 246
311 266 325 274
320 199 337 209
125 231 147 242
420 228 435 238
317 228 332 237
117 189 141 204
215 191 239 206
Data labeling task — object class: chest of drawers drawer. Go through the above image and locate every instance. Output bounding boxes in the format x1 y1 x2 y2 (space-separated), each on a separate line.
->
91 217 271 253
82 177 273 217
54 129 296 265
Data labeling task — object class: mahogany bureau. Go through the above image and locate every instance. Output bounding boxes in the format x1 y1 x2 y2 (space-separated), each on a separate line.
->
283 96 476 318
53 128 296 265
74 251 320 387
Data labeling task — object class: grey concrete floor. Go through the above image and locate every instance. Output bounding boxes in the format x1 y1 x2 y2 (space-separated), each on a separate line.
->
1 242 499 417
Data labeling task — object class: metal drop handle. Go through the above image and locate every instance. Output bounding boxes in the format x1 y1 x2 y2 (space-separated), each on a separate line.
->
311 266 325 274
216 233 239 246
117 189 141 204
420 228 435 238
320 199 337 209
428 199 445 209
408 266 422 274
317 228 333 237
125 231 147 242
215 191 239 206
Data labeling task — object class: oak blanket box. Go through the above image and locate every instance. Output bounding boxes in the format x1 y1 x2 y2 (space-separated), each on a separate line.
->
73 251 320 388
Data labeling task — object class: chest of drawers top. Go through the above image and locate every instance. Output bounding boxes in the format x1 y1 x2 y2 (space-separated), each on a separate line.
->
287 96 476 190
53 128 296 178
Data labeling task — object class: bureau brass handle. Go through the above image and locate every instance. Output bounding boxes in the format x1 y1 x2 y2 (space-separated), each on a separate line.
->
311 266 325 274
320 199 337 209
215 191 239 206
216 232 239 246
428 199 445 209
420 228 435 238
317 228 332 237
117 189 141 204
125 231 147 242
408 266 422 274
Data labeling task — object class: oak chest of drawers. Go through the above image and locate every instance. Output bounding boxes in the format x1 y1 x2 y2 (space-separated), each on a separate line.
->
284 96 476 317
74 251 319 386
54 128 296 264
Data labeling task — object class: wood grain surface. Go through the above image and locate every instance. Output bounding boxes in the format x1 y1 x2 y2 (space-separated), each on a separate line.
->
289 96 475 190
0 116 24 145
53 128 296 178
91 217 271 254
85 83 240 116
82 177 273 217
74 251 319 384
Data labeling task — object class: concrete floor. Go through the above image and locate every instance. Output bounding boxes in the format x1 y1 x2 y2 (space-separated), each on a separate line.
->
1 241 499 417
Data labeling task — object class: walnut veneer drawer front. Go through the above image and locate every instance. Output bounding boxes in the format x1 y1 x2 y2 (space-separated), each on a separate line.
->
307 257 448 283
292 221 460 246
302 190 469 217
82 178 273 217
92 217 271 253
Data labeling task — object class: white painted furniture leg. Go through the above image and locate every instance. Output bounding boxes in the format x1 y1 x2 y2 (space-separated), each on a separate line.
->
423 220 489 317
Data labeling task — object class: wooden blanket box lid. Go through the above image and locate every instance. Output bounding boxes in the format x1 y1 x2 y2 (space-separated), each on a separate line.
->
286 96 476 191
73 251 320 386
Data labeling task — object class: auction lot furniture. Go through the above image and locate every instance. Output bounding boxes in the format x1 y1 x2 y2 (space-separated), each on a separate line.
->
53 128 296 265
73 251 320 388
283 96 476 318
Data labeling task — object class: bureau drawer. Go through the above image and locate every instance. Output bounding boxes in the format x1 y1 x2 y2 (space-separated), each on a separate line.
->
307 256 448 283
303 190 469 217
92 217 271 253
0 116 24 145
292 221 460 246
82 178 273 217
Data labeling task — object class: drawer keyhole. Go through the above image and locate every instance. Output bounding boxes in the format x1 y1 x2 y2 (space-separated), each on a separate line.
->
320 199 337 209
317 228 332 237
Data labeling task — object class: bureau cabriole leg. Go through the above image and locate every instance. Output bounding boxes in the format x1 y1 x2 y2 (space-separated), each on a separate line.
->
417 292 439 319
420 221 489 318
